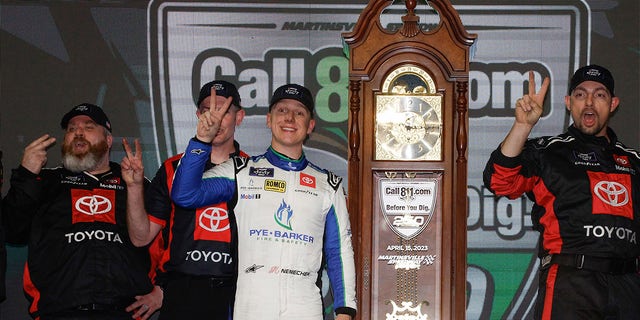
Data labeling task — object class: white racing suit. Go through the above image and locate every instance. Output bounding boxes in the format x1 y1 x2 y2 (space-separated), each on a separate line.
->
171 138 357 319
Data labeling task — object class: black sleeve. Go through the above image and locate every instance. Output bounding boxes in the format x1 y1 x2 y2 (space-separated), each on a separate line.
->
144 162 173 222
1 166 43 245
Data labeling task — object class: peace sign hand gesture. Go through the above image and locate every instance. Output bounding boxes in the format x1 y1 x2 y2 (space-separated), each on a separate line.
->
195 87 233 143
500 71 551 157
120 138 144 188
514 70 550 128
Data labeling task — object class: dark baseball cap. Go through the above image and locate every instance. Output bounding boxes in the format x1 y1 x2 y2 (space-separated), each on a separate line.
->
60 103 112 132
196 80 241 108
269 84 314 116
568 64 615 96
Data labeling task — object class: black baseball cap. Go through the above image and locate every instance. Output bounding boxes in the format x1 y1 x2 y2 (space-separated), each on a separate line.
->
568 64 615 96
269 84 314 116
60 103 112 132
196 80 241 108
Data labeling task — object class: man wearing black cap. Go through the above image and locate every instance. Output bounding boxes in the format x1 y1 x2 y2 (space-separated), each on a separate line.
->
483 66 640 319
121 80 246 319
1 103 158 319
169 83 357 319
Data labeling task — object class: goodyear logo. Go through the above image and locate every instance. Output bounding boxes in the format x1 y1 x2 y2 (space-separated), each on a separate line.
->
264 179 286 193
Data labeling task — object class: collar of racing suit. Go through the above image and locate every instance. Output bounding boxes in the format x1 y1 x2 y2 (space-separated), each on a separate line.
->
568 125 618 149
264 146 308 171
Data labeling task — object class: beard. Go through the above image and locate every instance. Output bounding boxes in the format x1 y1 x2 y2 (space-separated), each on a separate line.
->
61 137 109 173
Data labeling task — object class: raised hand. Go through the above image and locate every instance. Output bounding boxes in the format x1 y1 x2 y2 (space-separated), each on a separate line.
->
120 138 144 187
515 70 550 127
500 71 551 157
21 134 56 174
195 87 233 143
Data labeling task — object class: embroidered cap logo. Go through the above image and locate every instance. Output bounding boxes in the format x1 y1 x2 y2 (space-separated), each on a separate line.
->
585 68 602 77
284 87 299 96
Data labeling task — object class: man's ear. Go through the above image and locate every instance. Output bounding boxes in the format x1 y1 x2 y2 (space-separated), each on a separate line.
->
235 109 246 126
306 119 316 135
609 96 620 113
106 132 113 149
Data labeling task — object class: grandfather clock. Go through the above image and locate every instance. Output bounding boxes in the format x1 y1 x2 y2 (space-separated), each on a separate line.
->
342 1 476 319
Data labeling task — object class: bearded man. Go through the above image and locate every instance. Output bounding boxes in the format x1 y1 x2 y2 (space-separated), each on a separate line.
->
1 103 160 320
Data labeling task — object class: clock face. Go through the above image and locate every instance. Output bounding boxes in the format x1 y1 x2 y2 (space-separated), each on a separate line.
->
375 94 442 160
375 66 443 161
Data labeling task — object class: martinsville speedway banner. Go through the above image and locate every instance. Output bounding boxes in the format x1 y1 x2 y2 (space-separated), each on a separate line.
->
1 1 638 319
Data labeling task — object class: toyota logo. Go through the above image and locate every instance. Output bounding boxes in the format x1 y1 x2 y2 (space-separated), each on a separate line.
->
594 181 629 207
75 195 112 215
199 207 230 232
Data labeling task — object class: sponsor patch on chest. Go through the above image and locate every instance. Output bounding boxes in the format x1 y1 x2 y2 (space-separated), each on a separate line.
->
264 179 286 193
587 171 634 219
70 189 116 224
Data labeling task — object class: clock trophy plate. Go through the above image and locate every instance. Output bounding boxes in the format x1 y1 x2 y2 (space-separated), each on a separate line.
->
375 171 441 320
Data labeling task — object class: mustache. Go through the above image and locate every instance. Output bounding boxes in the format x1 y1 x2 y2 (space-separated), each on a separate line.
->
61 137 108 156
72 137 89 144
63 138 83 153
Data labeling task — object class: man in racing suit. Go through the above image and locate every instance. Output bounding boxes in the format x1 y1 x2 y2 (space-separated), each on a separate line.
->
1 103 158 319
483 66 640 319
122 80 247 319
171 84 357 319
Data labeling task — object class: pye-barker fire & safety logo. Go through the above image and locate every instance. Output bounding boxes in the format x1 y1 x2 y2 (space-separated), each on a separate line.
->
274 199 293 230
